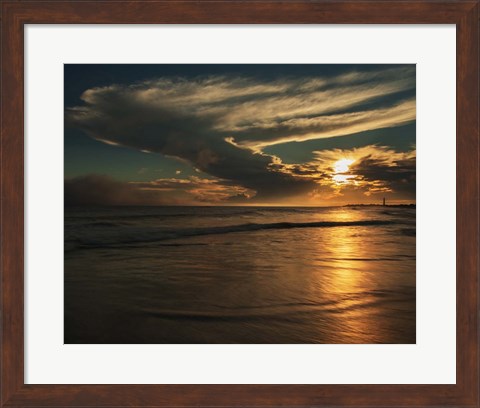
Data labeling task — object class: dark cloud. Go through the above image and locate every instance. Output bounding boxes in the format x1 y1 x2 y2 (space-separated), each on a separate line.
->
350 154 416 197
67 86 316 201
65 174 258 206
65 175 168 206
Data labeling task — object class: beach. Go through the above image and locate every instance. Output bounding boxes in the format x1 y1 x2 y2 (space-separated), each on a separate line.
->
64 205 416 344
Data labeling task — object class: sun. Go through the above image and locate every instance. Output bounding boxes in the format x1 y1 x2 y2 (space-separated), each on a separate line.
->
334 158 354 173
332 158 356 185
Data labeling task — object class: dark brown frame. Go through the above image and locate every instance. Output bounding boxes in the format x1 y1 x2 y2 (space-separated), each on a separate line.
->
1 1 478 407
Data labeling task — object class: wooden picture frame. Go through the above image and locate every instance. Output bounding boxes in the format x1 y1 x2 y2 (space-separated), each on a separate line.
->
1 1 478 407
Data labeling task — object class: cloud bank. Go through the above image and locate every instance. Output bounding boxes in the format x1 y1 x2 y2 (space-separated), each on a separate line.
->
67 67 416 204
64 174 254 206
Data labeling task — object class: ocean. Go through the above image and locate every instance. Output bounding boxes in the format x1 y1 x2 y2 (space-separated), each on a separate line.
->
64 205 416 344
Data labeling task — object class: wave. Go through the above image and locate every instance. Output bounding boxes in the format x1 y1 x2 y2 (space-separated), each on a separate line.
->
182 219 394 235
70 219 396 249
65 208 269 222
65 206 367 223
139 289 415 323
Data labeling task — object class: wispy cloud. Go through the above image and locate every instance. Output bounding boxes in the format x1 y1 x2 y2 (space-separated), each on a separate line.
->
237 99 415 150
132 176 254 203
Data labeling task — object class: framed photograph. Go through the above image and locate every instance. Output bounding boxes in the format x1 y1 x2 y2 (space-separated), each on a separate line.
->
64 62 417 345
1 1 478 407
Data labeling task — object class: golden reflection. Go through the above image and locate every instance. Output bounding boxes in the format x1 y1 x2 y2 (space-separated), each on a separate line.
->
310 222 378 342
326 225 362 293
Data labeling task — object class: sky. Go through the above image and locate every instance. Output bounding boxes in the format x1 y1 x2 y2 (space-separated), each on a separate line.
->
64 64 416 206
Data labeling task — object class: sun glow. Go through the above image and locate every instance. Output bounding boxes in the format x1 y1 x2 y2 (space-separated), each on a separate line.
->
332 158 356 185
332 174 355 184
334 158 354 173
